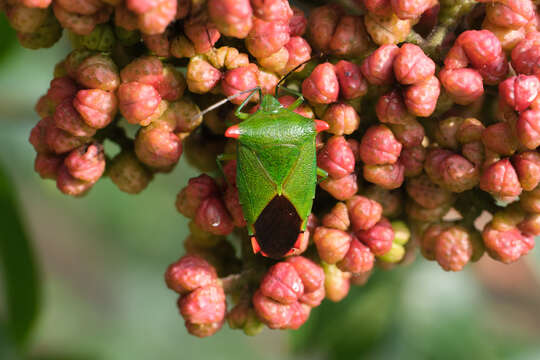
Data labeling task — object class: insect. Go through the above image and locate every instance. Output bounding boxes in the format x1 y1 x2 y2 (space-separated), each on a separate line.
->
222 87 328 259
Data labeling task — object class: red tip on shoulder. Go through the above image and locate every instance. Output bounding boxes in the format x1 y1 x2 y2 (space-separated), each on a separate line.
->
251 236 261 254
314 120 329 133
225 125 241 139
284 232 306 256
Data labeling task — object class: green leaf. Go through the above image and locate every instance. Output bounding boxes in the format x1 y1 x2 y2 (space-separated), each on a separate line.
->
0 164 41 348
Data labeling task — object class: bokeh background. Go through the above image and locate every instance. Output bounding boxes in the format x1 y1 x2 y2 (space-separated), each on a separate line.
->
1 13 540 360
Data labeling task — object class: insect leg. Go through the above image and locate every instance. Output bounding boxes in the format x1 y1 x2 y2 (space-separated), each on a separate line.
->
316 167 328 183
235 87 262 119
277 85 304 111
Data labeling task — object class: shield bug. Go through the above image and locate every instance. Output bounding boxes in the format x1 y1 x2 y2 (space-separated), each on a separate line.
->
223 87 328 259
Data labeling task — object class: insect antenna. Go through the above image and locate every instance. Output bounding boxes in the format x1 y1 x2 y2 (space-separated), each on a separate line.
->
194 87 261 120
274 51 326 97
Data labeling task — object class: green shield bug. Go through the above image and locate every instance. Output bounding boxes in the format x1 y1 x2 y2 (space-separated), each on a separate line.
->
219 86 328 259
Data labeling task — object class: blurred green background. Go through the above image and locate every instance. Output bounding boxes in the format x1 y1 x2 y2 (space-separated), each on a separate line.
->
1 14 540 360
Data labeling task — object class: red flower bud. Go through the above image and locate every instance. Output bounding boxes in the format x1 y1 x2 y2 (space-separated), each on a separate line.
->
251 0 293 22
439 68 484 105
434 225 473 272
425 149 479 193
337 237 374 273
520 186 540 213
359 125 402 165
516 109 540 149
403 74 440 117
482 223 534 263
512 151 540 191
137 0 177 35
376 90 414 124
360 44 399 85
356 218 394 256
322 103 360 135
393 43 435 84
73 89 117 129
134 124 182 168
284 36 311 74
223 186 246 227
363 162 405 190
221 65 259 105
289 6 307 36
252 289 292 329
156 65 186 101
184 16 220 54
334 60 367 100
518 213 540 236
108 150 152 194
46 76 78 109
313 226 352 264
53 99 96 137
118 82 162 125
320 173 358 200
176 174 220 218
120 55 163 88
511 31 540 76
260 262 304 304
406 173 454 209
34 153 62 179
56 164 93 196
499 75 540 112
363 185 403 218
391 0 434 20
64 143 105 183
322 202 350 231
45 125 91 155
29 117 53 154
482 122 519 156
286 256 325 307
317 136 355 179
390 118 425 148
195 197 234 236
307 4 342 51
347 195 383 232
165 255 217 294
302 62 339 104
286 302 311 330
480 158 522 200
179 284 226 324
328 15 370 57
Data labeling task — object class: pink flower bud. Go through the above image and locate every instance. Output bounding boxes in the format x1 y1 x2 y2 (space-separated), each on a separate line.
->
251 0 293 22
64 143 105 183
359 125 402 165
120 56 163 89
46 76 78 109
434 226 473 272
363 185 403 218
480 158 522 200
376 90 414 124
207 0 253 38
260 262 304 304
482 223 534 263
286 302 311 330
258 47 289 75
289 6 307 36
245 18 290 58
108 150 152 194
393 43 435 84
165 255 217 294
389 118 425 148
55 0 103 16
363 162 405 189
221 65 259 105
176 174 220 218
73 89 117 129
406 173 454 209
337 237 374 273
284 36 311 74
302 62 339 104
134 124 182 168
53 98 96 137
29 117 53 153
481 0 534 29
512 151 540 191
155 65 185 101
76 54 120 91
347 195 382 232
363 0 393 17
391 0 434 20
118 82 162 125
195 197 234 236
286 256 325 307
56 164 93 196
252 289 293 328
499 75 540 112
516 109 540 149
321 202 350 231
223 186 246 228
482 122 519 156
34 153 62 179
142 32 171 57
334 60 367 100
179 284 226 324
328 15 370 57
317 136 355 179
186 56 222 94
356 218 394 256
518 213 540 236
137 0 177 35
307 4 342 51
403 74 440 117
425 149 479 193
420 223 448 260
360 44 399 85
184 320 223 338
53 3 107 36
323 103 360 136
323 263 350 302
320 173 358 200
313 226 351 264
407 199 449 222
